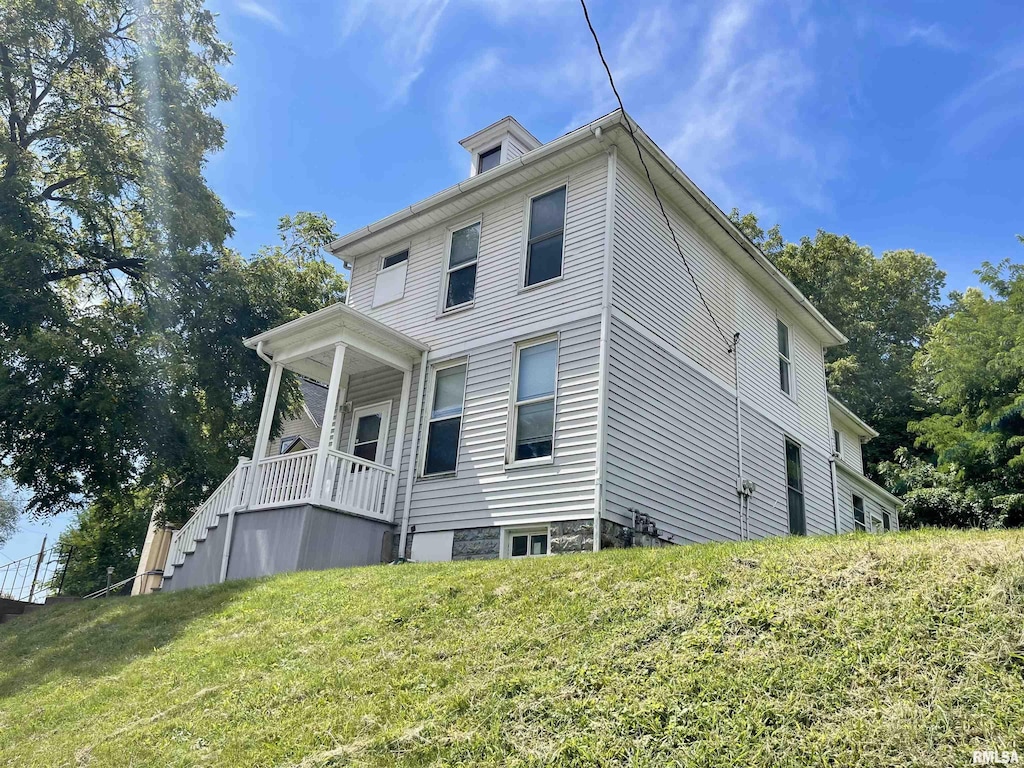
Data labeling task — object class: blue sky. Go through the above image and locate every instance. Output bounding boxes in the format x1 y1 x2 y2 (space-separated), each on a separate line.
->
5 0 1023 563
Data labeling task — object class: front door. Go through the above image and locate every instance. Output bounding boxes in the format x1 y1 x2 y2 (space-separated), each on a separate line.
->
347 401 391 466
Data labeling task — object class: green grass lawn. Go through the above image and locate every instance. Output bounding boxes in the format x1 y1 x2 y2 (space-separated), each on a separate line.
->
1 529 1023 767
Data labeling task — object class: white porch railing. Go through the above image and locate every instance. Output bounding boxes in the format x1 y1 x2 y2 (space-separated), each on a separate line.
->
166 460 250 575
164 447 396 580
250 448 318 509
320 449 395 521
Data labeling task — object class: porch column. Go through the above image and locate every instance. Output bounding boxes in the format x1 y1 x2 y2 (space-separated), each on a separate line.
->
242 361 284 508
310 343 347 505
385 365 414 522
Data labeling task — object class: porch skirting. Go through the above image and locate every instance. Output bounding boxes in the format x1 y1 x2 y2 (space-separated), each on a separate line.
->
161 505 394 592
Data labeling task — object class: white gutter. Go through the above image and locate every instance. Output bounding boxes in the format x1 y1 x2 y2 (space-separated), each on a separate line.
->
828 393 879 439
397 350 430 559
836 461 905 508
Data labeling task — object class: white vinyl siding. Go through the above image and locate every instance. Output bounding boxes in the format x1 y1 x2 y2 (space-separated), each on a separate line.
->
346 154 608 352
834 423 865 475
604 314 836 544
394 315 601 534
835 466 900 534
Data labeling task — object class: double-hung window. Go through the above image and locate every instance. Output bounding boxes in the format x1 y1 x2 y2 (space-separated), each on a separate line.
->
423 363 467 476
852 494 867 531
525 186 566 287
510 338 557 462
778 319 793 395
785 438 806 535
444 222 480 310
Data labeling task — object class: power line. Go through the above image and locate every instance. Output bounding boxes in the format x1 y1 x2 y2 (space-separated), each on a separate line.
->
578 0 735 355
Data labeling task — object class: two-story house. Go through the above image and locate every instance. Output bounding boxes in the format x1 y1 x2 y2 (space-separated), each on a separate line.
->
156 111 900 591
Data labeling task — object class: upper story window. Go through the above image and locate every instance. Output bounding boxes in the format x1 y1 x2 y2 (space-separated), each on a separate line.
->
833 429 842 455
510 337 557 462
477 146 501 174
373 248 409 308
525 185 566 287
444 222 480 310
852 494 866 531
777 319 793 396
423 362 467 476
882 510 892 531
785 438 805 535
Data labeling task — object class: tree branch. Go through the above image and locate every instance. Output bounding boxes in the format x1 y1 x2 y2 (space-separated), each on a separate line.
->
35 175 83 201
42 257 145 283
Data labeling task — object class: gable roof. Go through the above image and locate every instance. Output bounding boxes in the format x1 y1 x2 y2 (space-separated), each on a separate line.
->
328 110 847 347
828 394 879 440
298 378 328 427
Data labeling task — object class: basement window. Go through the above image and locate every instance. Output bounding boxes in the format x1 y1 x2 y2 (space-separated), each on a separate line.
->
507 528 549 558
477 145 501 174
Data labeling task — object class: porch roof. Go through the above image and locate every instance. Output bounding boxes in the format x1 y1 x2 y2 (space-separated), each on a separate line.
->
243 302 428 379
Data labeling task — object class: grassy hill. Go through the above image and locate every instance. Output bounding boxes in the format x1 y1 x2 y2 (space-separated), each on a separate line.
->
1 529 1023 767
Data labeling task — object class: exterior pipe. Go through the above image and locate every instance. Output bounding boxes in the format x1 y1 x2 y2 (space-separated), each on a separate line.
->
255 340 273 365
822 348 842 533
592 144 617 552
398 350 430 560
732 332 746 540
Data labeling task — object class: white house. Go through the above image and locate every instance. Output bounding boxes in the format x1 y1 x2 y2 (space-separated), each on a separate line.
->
156 111 901 591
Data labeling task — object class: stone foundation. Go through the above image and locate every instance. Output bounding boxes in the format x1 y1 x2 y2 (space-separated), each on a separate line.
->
600 519 666 549
549 519 594 554
452 527 501 560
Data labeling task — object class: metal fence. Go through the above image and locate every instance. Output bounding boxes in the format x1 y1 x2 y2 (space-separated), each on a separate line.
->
0 541 73 604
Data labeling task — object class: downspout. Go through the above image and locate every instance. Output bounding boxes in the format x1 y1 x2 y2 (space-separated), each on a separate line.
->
398 350 429 560
255 340 273 365
732 332 746 540
592 142 617 552
822 347 842 533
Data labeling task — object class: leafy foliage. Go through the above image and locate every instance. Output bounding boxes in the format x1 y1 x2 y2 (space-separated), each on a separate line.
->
908 260 1024 527
729 210 947 476
0 479 20 548
52 489 152 596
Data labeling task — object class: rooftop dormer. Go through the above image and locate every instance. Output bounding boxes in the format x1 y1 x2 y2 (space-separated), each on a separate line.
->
459 116 541 178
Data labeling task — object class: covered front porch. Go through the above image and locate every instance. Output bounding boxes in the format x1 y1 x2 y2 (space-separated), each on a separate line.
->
163 303 428 586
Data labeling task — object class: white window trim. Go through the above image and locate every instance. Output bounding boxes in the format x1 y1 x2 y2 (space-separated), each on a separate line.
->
852 493 867 532
419 357 470 479
519 178 569 293
346 400 393 466
501 525 552 559
833 428 843 456
378 248 409 273
437 216 483 316
784 434 806 535
506 333 559 469
474 142 505 175
372 243 412 308
777 317 796 400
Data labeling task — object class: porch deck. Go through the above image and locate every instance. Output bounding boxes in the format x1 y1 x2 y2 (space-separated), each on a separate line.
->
165 448 397 578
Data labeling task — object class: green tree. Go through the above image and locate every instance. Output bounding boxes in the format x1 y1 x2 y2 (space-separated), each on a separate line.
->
52 488 151 596
1 0 235 517
730 211 947 475
44 214 348 582
0 478 20 548
909 259 1024 526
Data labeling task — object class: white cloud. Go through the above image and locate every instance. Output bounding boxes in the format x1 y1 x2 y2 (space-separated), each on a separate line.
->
235 0 286 33
903 22 960 51
942 50 1024 153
